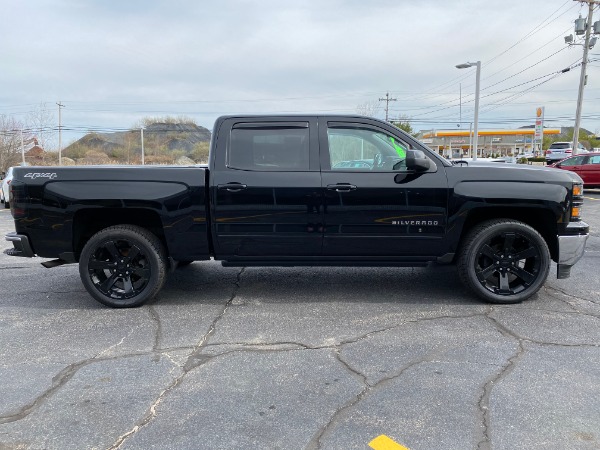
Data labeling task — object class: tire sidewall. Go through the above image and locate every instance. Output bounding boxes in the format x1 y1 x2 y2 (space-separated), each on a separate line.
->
79 226 165 308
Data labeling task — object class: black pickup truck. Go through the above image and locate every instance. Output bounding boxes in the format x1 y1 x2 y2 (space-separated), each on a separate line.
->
4 115 589 307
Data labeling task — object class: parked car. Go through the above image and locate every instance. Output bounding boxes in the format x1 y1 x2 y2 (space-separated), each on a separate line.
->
552 152 600 187
519 152 535 159
0 167 14 208
545 141 587 164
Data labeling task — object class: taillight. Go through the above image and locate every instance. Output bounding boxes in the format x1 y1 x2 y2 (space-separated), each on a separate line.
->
9 182 27 218
566 150 572 153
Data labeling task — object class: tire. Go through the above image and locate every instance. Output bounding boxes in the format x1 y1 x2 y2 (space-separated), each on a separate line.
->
4 201 9 209
79 225 167 308
457 219 550 304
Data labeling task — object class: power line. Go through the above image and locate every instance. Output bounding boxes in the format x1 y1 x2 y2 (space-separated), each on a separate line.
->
485 1 575 67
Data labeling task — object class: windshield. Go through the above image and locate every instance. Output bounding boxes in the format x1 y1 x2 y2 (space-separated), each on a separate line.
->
550 143 570 149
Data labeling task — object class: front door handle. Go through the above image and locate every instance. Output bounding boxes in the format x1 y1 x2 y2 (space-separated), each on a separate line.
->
218 183 247 192
327 183 357 192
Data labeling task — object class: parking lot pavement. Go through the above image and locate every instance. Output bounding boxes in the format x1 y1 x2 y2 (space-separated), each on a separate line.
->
0 203 599 449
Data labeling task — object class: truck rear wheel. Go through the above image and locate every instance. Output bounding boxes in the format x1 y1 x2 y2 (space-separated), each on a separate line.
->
457 219 550 304
79 225 167 308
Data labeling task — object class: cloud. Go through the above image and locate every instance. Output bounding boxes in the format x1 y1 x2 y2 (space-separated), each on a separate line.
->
1 0 597 145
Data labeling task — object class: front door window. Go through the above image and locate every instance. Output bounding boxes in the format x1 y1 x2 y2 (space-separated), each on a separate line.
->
327 128 411 172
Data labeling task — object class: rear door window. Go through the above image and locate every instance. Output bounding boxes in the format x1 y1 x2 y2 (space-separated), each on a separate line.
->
228 124 310 171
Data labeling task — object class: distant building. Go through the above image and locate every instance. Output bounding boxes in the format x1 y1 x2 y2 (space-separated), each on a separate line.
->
24 138 46 164
421 128 561 158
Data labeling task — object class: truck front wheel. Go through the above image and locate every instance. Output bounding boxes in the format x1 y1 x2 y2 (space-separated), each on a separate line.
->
79 225 167 308
457 219 550 304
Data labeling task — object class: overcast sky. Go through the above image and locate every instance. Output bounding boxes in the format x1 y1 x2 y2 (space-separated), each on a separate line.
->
2 0 600 147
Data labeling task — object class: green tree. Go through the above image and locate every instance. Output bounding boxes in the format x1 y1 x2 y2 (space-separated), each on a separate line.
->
391 115 417 137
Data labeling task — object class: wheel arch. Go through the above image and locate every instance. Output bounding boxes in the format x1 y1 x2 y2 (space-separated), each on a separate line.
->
72 208 166 261
458 207 559 261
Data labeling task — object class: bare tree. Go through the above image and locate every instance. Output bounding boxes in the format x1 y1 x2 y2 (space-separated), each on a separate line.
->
0 116 31 174
356 101 381 118
27 102 57 151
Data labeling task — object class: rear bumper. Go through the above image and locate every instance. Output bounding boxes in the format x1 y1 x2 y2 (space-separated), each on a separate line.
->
556 222 589 279
4 232 35 257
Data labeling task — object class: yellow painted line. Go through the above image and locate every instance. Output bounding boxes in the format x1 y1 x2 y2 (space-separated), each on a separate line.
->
583 196 600 201
369 434 410 450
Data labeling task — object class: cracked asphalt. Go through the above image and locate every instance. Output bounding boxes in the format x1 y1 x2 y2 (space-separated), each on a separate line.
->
0 194 599 450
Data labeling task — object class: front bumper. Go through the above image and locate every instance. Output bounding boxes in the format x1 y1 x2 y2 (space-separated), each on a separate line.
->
4 232 35 257
557 222 589 279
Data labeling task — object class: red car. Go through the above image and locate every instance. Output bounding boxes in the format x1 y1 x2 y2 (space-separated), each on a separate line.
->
552 152 600 187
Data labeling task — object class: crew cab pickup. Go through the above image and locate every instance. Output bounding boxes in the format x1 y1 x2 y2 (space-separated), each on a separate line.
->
4 115 589 307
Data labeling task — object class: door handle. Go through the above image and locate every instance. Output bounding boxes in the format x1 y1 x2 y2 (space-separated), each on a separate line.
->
218 183 247 192
326 183 357 192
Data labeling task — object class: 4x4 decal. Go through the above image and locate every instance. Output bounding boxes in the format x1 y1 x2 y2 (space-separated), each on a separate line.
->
24 172 57 180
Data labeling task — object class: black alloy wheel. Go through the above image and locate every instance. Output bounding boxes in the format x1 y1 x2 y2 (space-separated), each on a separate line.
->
79 225 166 307
458 219 550 304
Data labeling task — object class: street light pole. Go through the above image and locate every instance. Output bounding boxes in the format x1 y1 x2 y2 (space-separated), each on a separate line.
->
456 61 481 160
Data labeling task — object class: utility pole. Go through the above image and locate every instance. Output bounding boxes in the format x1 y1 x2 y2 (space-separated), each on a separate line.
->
20 128 25 165
571 0 599 154
57 102 65 165
140 127 145 165
378 92 397 122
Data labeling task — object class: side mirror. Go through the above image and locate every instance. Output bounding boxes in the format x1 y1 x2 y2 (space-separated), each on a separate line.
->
406 150 431 172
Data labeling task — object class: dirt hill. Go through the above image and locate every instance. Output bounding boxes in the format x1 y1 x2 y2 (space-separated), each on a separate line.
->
63 121 212 165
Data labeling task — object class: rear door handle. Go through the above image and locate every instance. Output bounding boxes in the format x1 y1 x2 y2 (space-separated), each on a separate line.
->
218 183 247 192
326 183 357 192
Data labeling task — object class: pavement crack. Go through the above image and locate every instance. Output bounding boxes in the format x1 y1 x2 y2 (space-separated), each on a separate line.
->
107 267 246 450
0 345 196 425
306 351 438 450
477 313 526 450
544 286 600 319
205 341 316 351
147 306 162 352
0 359 92 425
334 312 489 349
333 347 368 386
95 332 133 359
